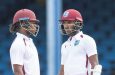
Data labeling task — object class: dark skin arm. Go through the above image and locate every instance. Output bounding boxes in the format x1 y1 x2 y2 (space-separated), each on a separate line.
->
59 65 64 75
13 64 25 75
89 54 99 75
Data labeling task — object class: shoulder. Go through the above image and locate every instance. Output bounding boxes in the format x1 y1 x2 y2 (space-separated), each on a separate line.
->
83 34 96 43
10 36 25 50
14 36 25 44
61 41 68 48
83 34 95 41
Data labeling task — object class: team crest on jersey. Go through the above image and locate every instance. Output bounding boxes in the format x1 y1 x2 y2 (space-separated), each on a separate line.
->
63 11 69 17
74 40 80 46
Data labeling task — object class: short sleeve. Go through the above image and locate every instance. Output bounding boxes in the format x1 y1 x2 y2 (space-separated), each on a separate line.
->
61 44 65 65
10 42 25 65
85 37 97 57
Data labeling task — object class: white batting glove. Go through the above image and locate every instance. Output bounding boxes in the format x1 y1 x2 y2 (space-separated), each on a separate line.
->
91 65 102 75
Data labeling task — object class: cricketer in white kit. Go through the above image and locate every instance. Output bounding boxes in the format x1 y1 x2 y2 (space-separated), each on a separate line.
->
59 9 102 75
9 9 40 75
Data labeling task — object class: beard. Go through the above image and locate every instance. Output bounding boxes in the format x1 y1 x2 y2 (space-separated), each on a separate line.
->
65 29 80 36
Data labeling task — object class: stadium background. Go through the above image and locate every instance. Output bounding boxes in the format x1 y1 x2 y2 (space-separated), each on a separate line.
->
0 0 115 75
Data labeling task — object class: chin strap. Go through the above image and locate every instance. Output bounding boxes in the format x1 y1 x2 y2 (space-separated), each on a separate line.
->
91 65 102 75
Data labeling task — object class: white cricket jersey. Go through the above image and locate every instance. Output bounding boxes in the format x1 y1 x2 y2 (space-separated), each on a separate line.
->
61 31 97 75
10 32 40 75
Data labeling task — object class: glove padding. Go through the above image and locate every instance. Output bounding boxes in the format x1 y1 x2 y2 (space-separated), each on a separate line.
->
91 65 102 75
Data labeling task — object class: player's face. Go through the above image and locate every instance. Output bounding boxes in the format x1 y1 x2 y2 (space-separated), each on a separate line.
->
28 21 39 34
63 20 75 35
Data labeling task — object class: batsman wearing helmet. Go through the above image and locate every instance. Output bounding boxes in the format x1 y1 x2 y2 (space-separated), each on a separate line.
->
59 9 102 75
9 9 40 75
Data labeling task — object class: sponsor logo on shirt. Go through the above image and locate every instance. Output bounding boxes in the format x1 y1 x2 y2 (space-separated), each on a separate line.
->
74 40 80 46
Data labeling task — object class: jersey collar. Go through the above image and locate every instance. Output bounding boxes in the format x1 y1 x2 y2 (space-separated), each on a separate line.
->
68 31 83 41
16 32 32 40
74 31 83 39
